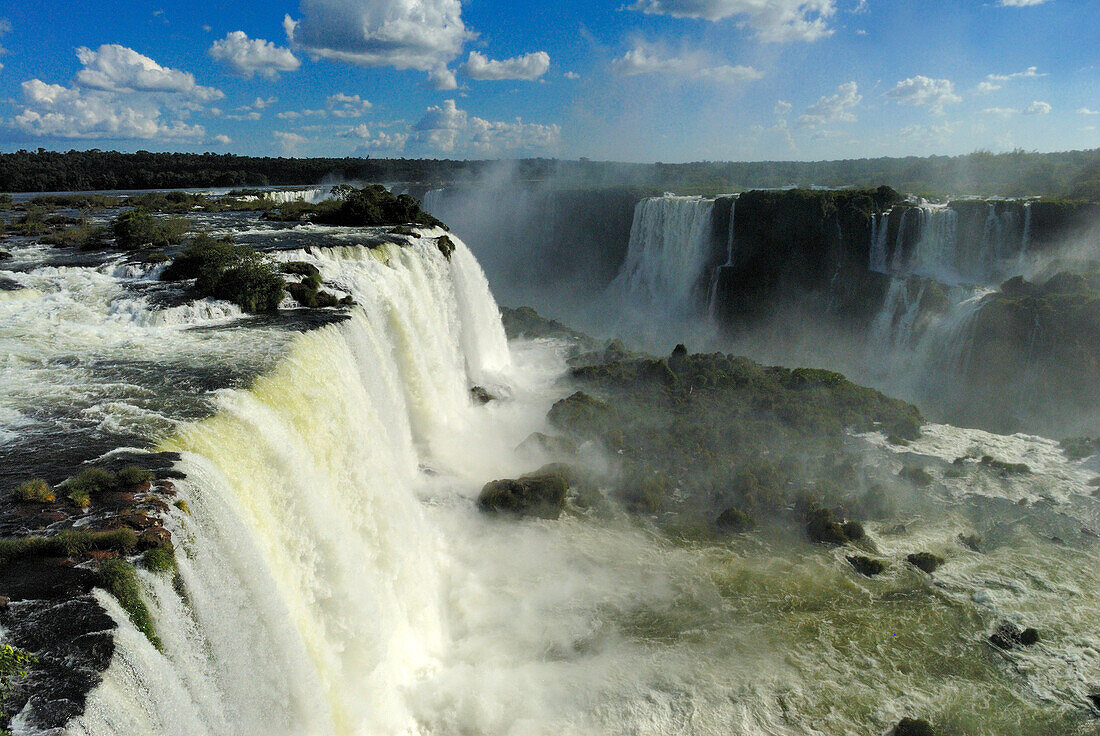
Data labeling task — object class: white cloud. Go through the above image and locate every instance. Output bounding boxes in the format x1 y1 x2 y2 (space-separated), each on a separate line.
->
226 96 277 121
998 0 1049 6
628 0 837 43
74 45 222 102
980 101 1052 117
209 31 300 79
427 65 459 90
884 75 961 114
774 99 793 116
212 134 232 145
286 0 473 88
796 81 860 128
459 50 550 81
342 123 409 151
14 80 207 140
1078 107 1100 116
564 71 580 80
274 130 307 151
410 99 560 154
899 120 960 142
986 66 1044 83
976 81 1001 94
327 92 372 117
612 44 762 85
12 46 223 141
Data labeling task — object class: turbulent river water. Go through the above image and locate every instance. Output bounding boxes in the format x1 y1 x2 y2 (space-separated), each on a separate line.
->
1 200 1099 735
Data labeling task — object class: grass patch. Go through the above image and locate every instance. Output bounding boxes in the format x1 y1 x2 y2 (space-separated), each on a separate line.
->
112 209 189 250
97 559 161 649
0 528 137 566
141 544 175 574
13 479 55 504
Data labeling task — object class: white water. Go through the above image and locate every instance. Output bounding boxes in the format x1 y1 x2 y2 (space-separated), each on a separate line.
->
0 204 1092 735
237 188 332 205
602 196 719 347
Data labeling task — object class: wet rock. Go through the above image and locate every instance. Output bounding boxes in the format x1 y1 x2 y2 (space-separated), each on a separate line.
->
137 526 172 550
847 555 886 577
898 466 934 486
515 432 579 458
470 386 496 405
957 533 982 552
891 718 936 736
716 507 755 533
989 621 1039 650
547 391 616 440
0 558 97 601
0 251 11 261
1089 476 1100 487
906 552 944 574
980 456 1031 475
806 508 862 546
478 465 570 520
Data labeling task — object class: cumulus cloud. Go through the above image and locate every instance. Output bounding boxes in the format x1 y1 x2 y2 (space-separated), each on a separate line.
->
341 123 410 151
884 75 961 114
209 31 300 78
226 96 277 121
981 101 1052 117
13 45 223 141
796 81 860 128
286 0 472 88
327 92 372 117
774 99 793 116
612 44 762 85
74 45 222 101
410 99 560 154
274 130 307 151
0 18 10 68
628 0 837 42
1078 108 1100 116
564 71 580 80
978 65 1045 93
998 0 1048 5
426 64 459 90
459 50 550 81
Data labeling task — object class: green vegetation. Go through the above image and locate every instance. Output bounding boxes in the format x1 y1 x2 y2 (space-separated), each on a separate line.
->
907 552 944 574
2 148 1099 199
60 464 155 507
162 234 284 313
899 466 934 486
848 555 887 577
111 209 189 250
980 456 1031 475
13 479 55 504
0 644 34 735
39 223 109 249
281 261 351 308
0 529 137 566
141 544 176 574
262 184 445 229
1060 437 1099 461
97 559 161 649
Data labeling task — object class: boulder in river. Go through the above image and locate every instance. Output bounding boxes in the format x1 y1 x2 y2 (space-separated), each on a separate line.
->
989 621 1039 650
477 464 570 519
891 718 936 736
906 552 944 574
847 555 886 577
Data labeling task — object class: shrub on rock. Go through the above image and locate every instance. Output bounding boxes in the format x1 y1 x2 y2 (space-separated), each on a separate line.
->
14 479 55 504
478 465 570 519
907 552 944 574
847 555 886 576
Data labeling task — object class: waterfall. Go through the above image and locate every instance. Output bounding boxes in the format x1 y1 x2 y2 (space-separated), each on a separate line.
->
907 205 958 282
869 211 890 274
606 196 717 322
707 199 736 319
66 234 519 735
1020 201 1033 256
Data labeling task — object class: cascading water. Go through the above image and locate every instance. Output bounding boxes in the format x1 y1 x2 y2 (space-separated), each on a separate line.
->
603 196 718 344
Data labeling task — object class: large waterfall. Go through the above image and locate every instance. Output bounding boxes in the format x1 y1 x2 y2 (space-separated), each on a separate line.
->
600 195 723 347
64 236 534 735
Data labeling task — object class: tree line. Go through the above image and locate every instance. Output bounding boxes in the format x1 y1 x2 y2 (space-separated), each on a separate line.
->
1 147 1098 199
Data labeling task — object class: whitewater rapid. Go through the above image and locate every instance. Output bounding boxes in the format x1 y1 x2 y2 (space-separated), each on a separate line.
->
3 204 1097 735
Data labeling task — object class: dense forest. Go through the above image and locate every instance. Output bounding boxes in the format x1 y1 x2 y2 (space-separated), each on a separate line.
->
1 147 1098 198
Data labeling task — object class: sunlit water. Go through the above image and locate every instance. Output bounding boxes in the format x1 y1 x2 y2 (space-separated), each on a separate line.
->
1 207 1099 735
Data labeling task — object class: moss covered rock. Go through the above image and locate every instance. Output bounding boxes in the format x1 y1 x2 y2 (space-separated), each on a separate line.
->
477 465 570 520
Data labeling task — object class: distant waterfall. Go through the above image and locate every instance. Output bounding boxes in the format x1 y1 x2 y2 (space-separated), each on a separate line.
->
869 212 890 274
68 234 516 735
606 196 718 322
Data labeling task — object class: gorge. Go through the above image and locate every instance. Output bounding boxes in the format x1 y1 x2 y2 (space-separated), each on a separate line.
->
0 183 1098 736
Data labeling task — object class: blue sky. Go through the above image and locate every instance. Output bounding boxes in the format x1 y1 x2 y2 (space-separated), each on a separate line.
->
0 0 1096 162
